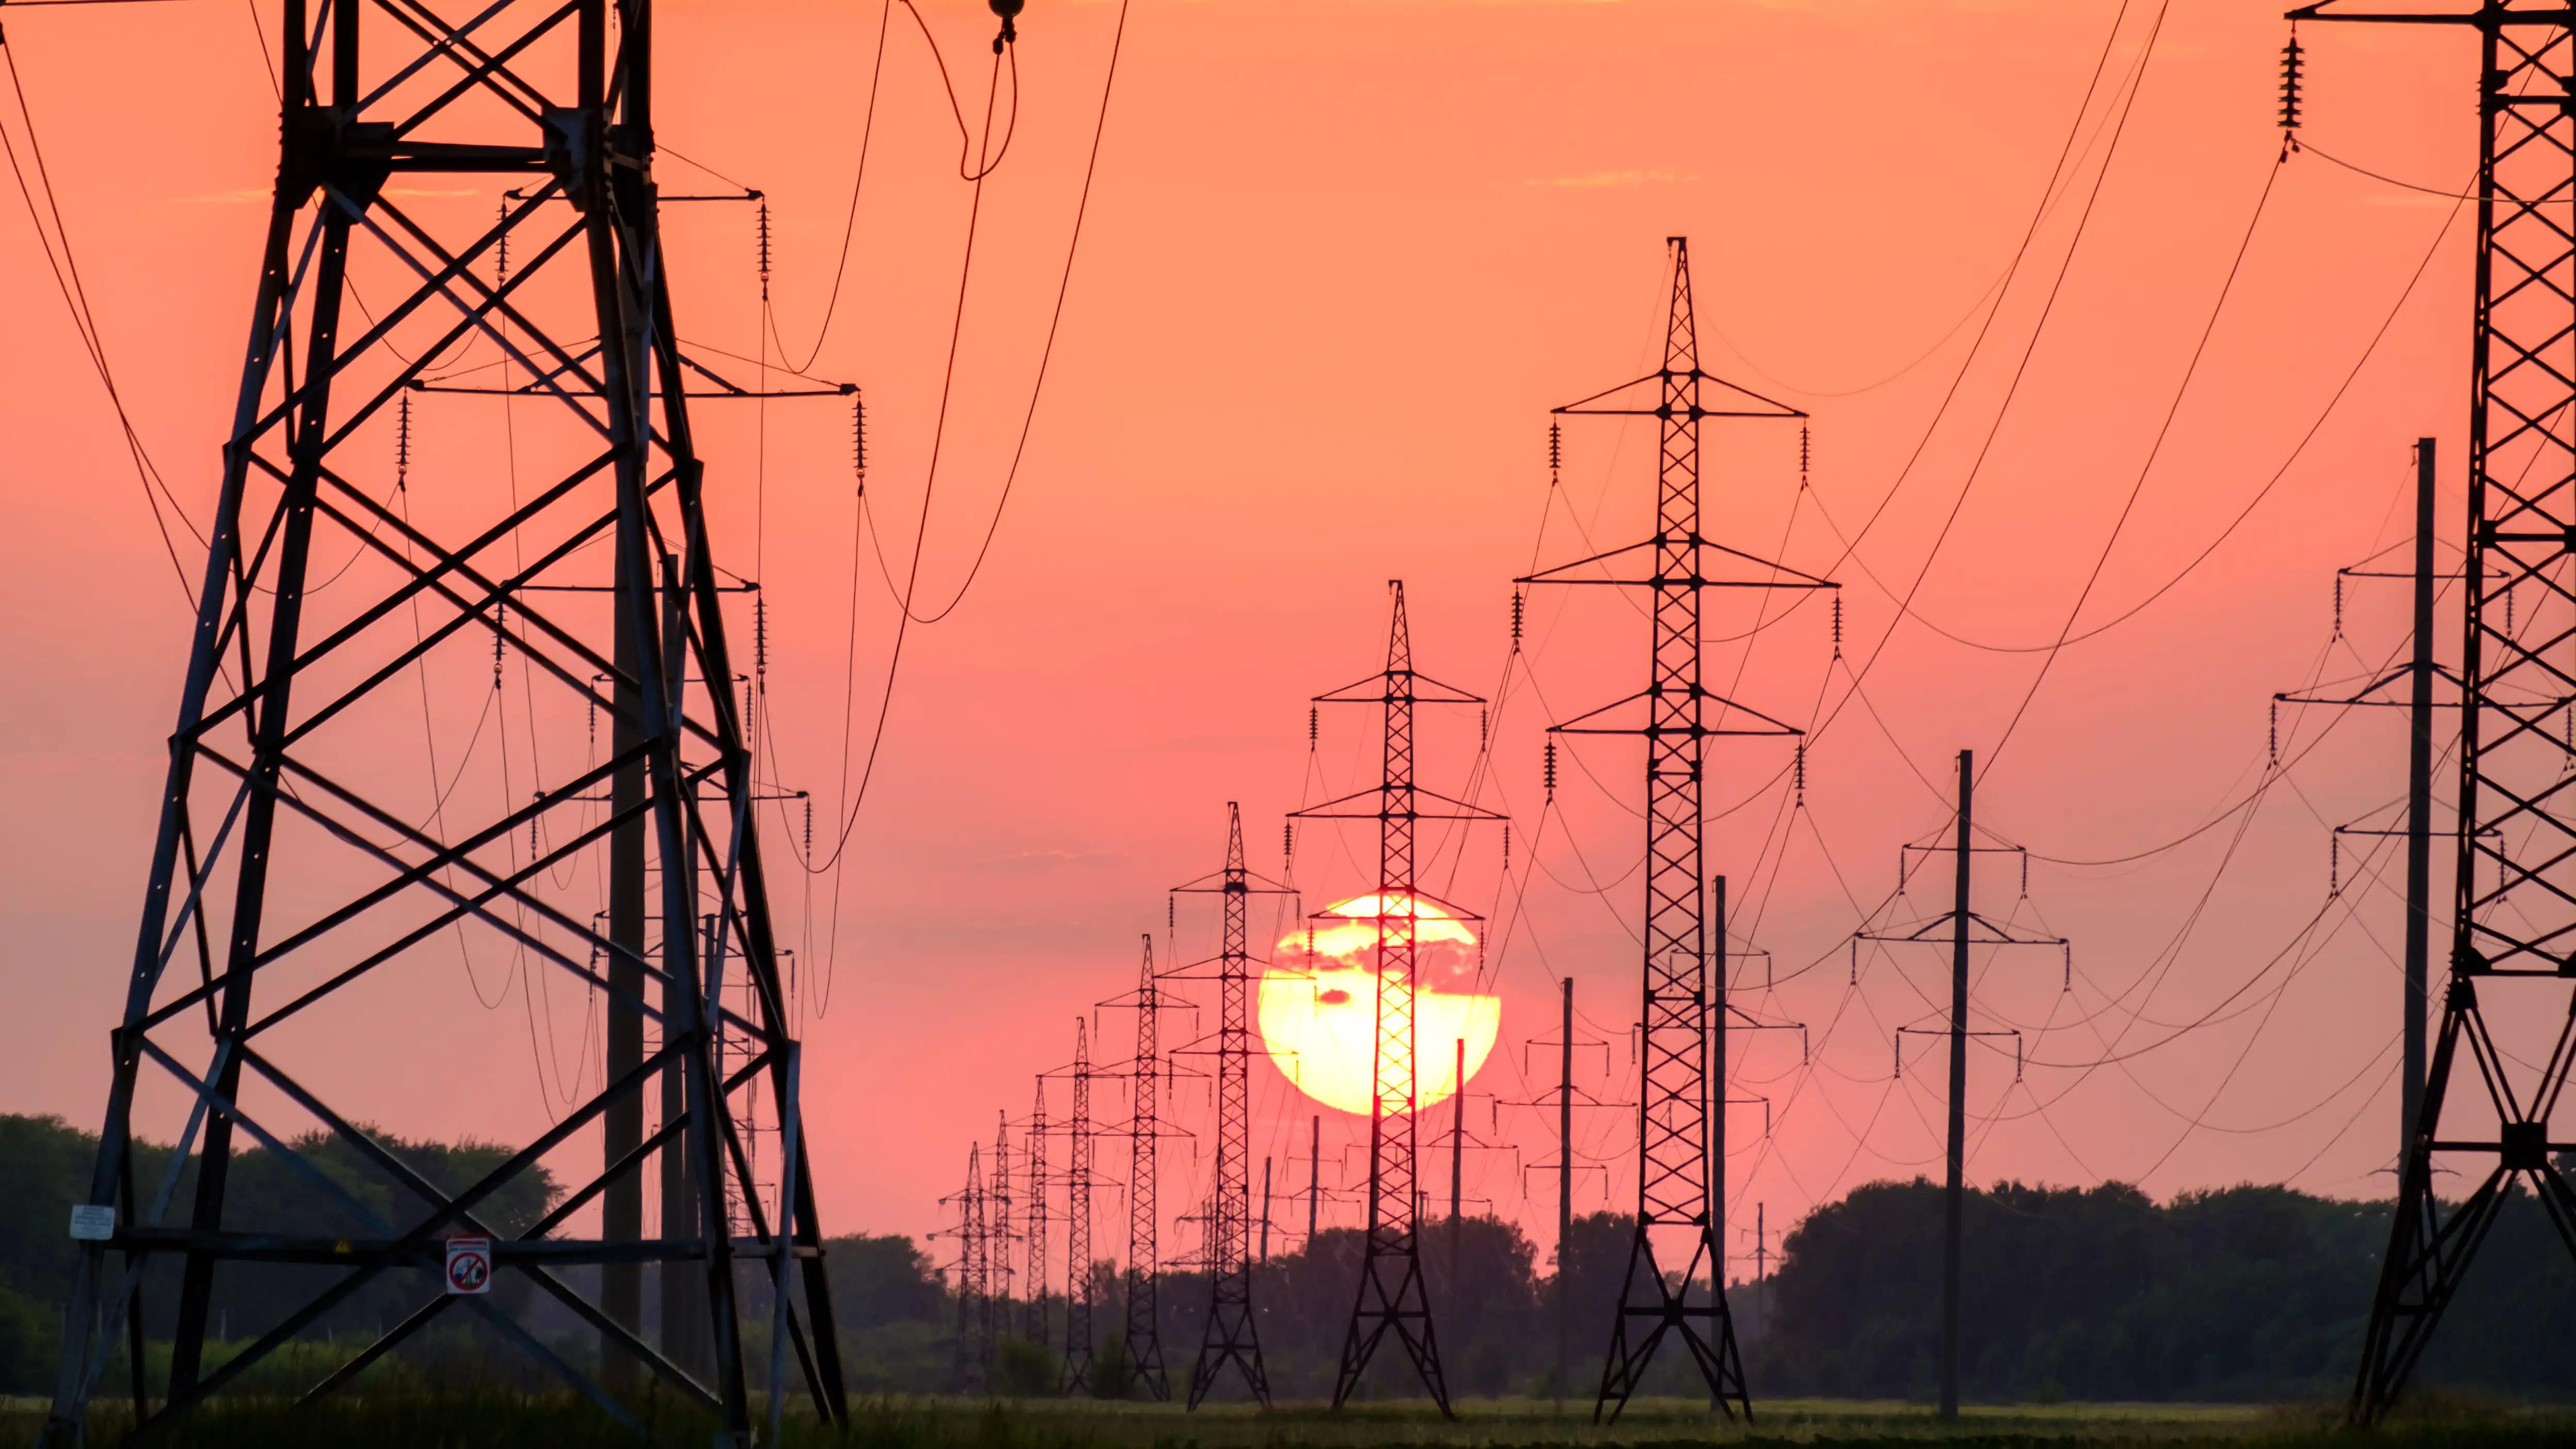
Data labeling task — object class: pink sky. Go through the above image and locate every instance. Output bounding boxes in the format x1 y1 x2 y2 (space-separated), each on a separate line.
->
0 0 2496 1264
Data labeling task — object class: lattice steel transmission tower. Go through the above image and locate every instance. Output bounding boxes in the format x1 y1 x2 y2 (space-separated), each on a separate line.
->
2292 1 2576 1422
1172 803 1294 1408
1025 1076 1052 1347
1058 1019 1099 1394
991 1110 1018 1337
1294 581 1502 1414
947 1146 994 1394
1100 937 1185 1400
41 3 847 1442
1518 238 1831 1423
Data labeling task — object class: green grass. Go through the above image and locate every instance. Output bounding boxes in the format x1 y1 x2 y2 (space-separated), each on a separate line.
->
1 1393 2570 1448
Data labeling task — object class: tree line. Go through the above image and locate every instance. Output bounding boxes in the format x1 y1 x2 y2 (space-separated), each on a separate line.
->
5 1114 2572 1401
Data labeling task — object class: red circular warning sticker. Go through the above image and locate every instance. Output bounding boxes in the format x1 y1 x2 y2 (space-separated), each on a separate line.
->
444 1235 493 1295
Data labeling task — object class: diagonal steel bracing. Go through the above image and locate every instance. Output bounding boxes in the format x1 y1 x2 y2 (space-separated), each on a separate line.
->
43 4 849 1442
1519 238 1832 1424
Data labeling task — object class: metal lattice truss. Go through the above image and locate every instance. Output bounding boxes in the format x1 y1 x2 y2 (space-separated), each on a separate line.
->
1098 937 1184 1402
942 1146 993 1394
1173 804 1293 1408
2296 0 2576 1424
1295 583 1499 1416
1055 1020 1098 1395
1519 238 1831 1424
42 4 845 1443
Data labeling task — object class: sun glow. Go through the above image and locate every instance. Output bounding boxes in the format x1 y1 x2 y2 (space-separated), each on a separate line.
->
1258 895 1501 1116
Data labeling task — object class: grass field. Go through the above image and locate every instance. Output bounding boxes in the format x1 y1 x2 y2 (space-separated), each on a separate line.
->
3 1394 2572 1449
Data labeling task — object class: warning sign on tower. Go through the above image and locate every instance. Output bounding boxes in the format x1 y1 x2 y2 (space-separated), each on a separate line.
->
444 1235 493 1295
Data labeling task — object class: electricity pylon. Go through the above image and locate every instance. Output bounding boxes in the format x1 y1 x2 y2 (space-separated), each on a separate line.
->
1025 1077 1052 1348
945 1146 994 1394
1099 937 1189 1400
1294 581 1503 1415
2292 3 2576 1423
1517 237 1833 1423
1172 804 1294 1407
1057 1019 1099 1395
41 4 846 1442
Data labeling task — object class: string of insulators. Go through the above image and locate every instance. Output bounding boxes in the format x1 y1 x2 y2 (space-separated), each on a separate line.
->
1502 823 1511 873
493 599 506 689
2020 851 2030 896
2268 699 2278 769
1831 595 1842 659
1284 820 1294 865
2279 33 2305 132
1793 743 1805 806
1308 705 1319 750
852 392 868 495
1510 589 1524 648
1548 419 1562 479
530 800 539 859
756 199 773 302
754 594 769 683
393 395 418 506
1543 739 1558 800
1480 705 1489 745
495 201 510 284
804 796 814 854
1799 422 1811 484
2329 834 2339 896
2505 586 2515 639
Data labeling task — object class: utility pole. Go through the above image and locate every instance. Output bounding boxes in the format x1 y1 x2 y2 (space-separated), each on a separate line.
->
1176 802 1290 1408
39 1 853 1438
1295 581 1499 1415
2296 3 2576 1422
2403 437 2436 1159
1520 237 1832 1424
1854 750 2065 1423
1061 1020 1097 1395
1308 1116 1322 1246
1027 1078 1051 1347
1941 752 1971 1423
1558 979 1574 1409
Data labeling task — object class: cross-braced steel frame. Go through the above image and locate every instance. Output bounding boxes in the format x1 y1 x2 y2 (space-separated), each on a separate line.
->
1100 938 1184 1400
40 3 847 1443
1025 1076 1052 1348
1174 803 1294 1408
1295 582 1500 1416
1518 238 1830 1424
2293 1 2576 1424
1057 1018 1098 1394
947 1146 994 1394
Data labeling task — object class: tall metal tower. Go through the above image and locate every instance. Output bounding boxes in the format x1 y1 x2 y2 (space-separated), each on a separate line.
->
1293 581 1501 1414
948 1146 993 1394
2291 1 2576 1422
41 3 847 1442
1060 1019 1098 1394
991 1110 1017 1340
1026 1077 1052 1347
1518 238 1831 1422
1100 937 1181 1400
1173 803 1294 1408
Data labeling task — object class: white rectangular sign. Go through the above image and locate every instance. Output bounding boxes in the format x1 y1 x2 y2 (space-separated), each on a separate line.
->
444 1234 493 1295
67 1204 115 1242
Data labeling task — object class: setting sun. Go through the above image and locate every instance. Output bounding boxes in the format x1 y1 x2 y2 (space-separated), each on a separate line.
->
1258 895 1502 1117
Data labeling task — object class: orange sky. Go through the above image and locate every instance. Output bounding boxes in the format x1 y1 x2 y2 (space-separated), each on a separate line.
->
0 0 2496 1264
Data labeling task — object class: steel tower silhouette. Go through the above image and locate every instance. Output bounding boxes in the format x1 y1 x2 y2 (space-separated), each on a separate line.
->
1173 803 1293 1407
1059 1019 1098 1395
41 3 847 1441
1100 937 1182 1400
1519 237 1830 1422
2293 1 2576 1422
1294 582 1501 1414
